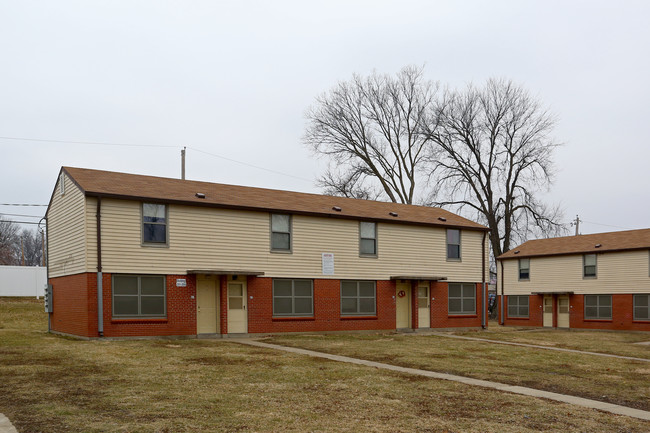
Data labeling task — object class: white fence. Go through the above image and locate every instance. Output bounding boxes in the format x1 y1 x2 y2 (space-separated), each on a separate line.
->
0 266 47 298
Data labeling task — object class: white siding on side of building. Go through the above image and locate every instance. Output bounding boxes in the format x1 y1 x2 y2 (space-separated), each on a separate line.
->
47 173 87 278
83 199 486 282
500 250 650 295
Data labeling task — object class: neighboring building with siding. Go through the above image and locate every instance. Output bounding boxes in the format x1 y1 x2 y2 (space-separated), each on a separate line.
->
497 229 650 331
46 167 490 338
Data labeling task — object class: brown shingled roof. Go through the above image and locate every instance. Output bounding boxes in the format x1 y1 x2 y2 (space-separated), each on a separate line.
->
498 228 650 260
59 167 488 230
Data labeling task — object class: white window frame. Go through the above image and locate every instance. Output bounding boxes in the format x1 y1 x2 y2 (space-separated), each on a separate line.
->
142 203 168 246
633 294 650 321
448 283 475 315
583 254 597 278
270 213 292 252
340 280 376 316
359 221 377 257
518 258 530 281
112 274 167 318
584 294 611 320
446 229 461 260
507 295 529 318
272 279 314 317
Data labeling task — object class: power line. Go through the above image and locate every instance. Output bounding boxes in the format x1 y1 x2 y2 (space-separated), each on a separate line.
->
2 220 42 225
187 147 313 183
0 213 44 218
0 136 176 148
580 220 634 230
0 203 48 207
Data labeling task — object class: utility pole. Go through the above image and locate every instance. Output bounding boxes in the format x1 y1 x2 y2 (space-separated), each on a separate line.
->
181 147 186 180
571 215 581 236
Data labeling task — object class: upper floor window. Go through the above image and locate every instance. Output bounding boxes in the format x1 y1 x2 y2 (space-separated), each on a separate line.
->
583 254 597 278
634 294 650 321
447 229 461 260
518 258 530 280
142 203 167 244
359 222 377 256
271 214 291 252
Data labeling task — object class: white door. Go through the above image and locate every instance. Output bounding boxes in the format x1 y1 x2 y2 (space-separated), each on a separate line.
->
227 280 247 334
417 284 430 328
197 276 219 334
396 282 411 329
543 295 553 327
557 296 570 328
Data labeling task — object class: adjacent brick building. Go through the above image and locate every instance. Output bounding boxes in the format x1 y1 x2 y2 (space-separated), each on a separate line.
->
497 229 650 331
46 167 489 338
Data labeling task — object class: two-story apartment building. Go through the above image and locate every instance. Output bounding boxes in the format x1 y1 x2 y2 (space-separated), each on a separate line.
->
46 167 489 338
497 229 650 331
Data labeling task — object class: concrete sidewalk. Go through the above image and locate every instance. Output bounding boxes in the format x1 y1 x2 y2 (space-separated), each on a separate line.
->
0 414 18 433
233 339 650 422
424 332 650 363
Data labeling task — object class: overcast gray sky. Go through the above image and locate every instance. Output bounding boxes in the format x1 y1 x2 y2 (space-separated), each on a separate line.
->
1 0 648 235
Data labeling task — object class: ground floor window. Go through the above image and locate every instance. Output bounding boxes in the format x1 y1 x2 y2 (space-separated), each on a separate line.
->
448 283 476 315
273 279 313 316
112 275 166 317
507 295 529 318
341 281 376 315
584 294 611 320
633 294 650 320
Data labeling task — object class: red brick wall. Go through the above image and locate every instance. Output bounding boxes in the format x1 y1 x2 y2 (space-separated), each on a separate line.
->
430 282 483 328
50 273 96 338
103 274 197 337
499 294 650 331
247 278 396 333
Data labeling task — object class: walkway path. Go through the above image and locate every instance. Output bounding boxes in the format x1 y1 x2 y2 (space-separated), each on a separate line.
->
424 332 650 363
0 414 18 433
233 339 650 422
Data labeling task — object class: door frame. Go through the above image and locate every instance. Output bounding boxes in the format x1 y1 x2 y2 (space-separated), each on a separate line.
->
543 295 553 327
417 282 430 329
227 275 248 334
395 281 412 329
196 275 220 334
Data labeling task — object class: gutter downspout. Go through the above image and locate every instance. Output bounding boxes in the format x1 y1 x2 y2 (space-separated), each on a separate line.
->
45 217 51 333
481 232 487 329
96 197 103 337
499 259 505 325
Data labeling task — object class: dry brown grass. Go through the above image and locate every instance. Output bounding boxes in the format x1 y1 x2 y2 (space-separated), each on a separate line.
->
451 321 650 359
1 298 649 432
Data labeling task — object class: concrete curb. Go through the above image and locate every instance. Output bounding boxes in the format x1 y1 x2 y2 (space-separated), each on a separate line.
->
0 414 18 433
233 339 650 422
424 332 650 363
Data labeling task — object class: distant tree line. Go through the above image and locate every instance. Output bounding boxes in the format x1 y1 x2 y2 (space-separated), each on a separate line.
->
0 219 45 266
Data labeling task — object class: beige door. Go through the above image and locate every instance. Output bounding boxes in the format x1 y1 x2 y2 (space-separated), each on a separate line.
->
227 280 247 334
543 295 553 327
557 296 570 328
396 281 411 329
417 283 430 328
197 276 219 334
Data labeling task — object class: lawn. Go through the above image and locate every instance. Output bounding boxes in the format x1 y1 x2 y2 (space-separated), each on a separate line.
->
1 298 649 432
450 322 650 359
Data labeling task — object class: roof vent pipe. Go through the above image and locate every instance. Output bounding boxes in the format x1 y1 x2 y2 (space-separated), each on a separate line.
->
595 244 602 248
332 206 342 212
195 193 206 199
389 212 398 217
437 217 447 222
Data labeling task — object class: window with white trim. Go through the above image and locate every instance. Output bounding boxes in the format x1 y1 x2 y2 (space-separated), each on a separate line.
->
359 222 377 256
583 254 597 278
584 294 611 319
142 203 167 244
518 258 530 280
273 279 313 316
447 229 461 260
270 214 291 251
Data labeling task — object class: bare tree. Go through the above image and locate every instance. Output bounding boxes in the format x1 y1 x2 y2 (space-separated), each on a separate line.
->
18 229 45 266
425 78 565 257
0 218 19 265
304 66 438 204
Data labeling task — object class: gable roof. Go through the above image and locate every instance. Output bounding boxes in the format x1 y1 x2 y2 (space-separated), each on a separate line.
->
56 167 488 231
498 228 650 260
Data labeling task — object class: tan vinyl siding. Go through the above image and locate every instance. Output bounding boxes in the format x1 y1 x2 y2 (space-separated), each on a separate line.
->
47 174 87 277
88 199 484 282
500 250 650 295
